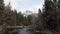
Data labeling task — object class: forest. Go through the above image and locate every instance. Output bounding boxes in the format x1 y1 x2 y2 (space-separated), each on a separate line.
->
0 0 60 34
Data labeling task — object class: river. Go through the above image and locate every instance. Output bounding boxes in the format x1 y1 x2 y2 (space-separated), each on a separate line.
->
6 27 41 34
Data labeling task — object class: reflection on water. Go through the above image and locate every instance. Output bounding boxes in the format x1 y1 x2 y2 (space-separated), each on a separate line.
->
6 28 37 34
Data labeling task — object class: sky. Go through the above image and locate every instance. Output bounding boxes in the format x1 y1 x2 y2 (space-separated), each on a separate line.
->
4 0 44 13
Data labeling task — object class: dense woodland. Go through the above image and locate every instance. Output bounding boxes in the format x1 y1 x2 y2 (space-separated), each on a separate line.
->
1 0 60 33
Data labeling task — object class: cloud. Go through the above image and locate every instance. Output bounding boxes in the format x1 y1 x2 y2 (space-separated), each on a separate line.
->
4 0 20 12
4 0 44 13
19 0 29 3
4 0 9 5
25 4 43 13
23 0 29 2
20 5 43 13
10 0 19 9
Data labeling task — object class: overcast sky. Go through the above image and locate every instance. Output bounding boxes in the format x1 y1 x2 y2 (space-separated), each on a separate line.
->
4 0 44 13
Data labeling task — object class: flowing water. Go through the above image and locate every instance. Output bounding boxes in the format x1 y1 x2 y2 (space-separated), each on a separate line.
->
6 27 40 34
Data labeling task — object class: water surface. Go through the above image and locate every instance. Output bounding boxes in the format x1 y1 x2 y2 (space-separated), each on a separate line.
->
7 27 37 34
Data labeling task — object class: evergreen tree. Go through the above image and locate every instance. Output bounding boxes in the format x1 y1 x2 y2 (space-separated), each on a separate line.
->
57 0 60 29
4 3 16 26
36 9 43 30
27 15 32 25
42 0 57 30
0 0 4 25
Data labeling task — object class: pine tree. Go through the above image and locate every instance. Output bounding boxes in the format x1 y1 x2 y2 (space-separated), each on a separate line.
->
37 9 43 30
0 0 4 25
57 0 60 30
4 3 16 26
42 0 58 30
